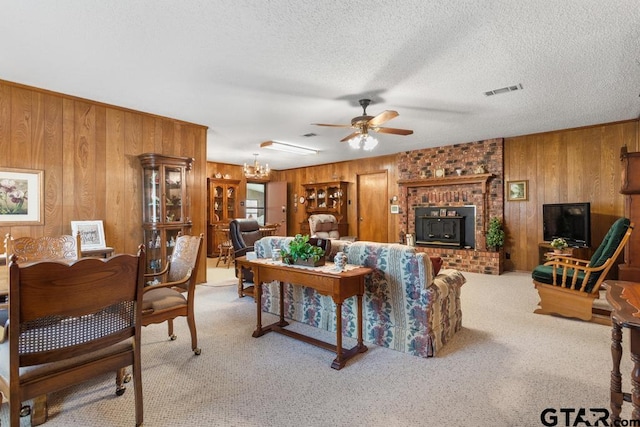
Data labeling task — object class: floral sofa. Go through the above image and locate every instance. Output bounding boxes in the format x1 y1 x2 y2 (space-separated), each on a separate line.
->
253 237 466 358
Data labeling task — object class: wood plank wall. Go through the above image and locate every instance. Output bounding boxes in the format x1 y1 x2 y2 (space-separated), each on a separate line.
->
206 155 400 242
504 120 639 272
0 80 209 282
209 120 639 273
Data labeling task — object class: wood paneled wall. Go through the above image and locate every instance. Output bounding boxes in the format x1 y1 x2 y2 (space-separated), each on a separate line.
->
504 120 639 272
209 122 639 273
206 156 400 242
0 80 209 282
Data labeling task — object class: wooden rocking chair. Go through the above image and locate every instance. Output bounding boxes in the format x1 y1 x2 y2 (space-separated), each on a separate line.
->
532 217 634 325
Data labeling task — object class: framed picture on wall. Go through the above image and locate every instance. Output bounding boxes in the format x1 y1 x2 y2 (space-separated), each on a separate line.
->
0 167 44 225
439 208 447 217
507 180 528 201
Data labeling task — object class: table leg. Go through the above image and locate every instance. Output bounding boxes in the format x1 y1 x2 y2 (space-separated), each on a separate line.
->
332 302 344 370
277 281 287 327
631 328 640 420
611 321 623 423
236 264 243 298
252 281 264 338
357 293 364 350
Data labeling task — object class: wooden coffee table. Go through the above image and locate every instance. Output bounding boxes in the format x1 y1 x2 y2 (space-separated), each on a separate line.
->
236 257 372 369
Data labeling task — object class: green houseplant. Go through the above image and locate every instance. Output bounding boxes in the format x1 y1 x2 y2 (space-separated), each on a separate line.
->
486 217 505 251
550 238 568 253
280 234 326 266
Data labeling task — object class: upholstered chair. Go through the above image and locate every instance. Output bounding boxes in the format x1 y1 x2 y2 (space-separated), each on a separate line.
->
230 219 262 293
308 214 340 239
142 233 204 355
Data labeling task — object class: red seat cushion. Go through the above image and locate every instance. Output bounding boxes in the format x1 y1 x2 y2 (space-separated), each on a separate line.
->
430 257 443 276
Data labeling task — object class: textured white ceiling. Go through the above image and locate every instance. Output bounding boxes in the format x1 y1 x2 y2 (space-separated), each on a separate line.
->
2 1 639 170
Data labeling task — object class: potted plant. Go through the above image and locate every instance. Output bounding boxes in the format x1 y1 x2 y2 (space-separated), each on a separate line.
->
550 238 568 254
486 217 505 251
280 234 326 267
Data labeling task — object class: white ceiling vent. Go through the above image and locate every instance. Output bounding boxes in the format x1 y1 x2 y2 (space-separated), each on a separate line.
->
484 83 523 97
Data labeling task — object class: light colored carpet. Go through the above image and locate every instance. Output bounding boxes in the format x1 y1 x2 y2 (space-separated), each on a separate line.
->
1 269 634 426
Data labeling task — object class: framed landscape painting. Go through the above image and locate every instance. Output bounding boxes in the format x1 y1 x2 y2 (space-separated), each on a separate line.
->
0 167 44 225
507 180 528 201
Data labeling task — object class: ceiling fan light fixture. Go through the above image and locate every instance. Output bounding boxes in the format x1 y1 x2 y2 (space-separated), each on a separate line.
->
260 140 318 155
348 134 378 151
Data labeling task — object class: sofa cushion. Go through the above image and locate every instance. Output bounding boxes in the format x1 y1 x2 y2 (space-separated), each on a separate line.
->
430 257 443 276
532 264 588 291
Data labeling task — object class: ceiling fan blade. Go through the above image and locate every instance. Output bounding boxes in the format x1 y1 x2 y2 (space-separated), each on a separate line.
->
312 123 352 128
374 126 414 136
367 110 399 127
340 131 361 142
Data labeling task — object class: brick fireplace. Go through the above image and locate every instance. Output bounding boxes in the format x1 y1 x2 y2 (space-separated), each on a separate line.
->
396 139 505 274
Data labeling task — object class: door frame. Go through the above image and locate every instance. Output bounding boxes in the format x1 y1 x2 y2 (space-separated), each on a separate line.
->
356 170 389 242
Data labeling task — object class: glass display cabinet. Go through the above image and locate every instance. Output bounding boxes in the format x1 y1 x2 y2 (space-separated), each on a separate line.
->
139 153 193 274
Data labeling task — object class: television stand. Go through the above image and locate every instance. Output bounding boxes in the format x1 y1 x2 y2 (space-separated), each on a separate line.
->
538 242 592 265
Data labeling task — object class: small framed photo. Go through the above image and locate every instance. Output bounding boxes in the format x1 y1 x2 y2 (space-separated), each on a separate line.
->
439 208 447 217
0 167 44 225
447 210 457 217
71 220 107 250
507 180 528 201
390 205 400 214
430 211 439 217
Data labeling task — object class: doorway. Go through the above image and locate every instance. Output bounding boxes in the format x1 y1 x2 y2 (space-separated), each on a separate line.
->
357 171 388 242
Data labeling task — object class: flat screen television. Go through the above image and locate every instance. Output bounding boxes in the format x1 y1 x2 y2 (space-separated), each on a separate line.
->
542 202 591 247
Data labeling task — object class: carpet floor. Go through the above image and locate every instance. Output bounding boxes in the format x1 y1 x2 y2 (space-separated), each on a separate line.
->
1 264 634 426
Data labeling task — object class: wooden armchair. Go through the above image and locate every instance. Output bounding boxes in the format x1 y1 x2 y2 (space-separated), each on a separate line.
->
0 249 146 427
142 233 204 355
532 218 634 324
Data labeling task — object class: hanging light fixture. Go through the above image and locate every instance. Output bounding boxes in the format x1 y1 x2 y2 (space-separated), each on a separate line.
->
244 153 270 179
347 133 379 151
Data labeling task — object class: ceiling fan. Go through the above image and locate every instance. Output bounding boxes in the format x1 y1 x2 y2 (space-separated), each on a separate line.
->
313 99 414 145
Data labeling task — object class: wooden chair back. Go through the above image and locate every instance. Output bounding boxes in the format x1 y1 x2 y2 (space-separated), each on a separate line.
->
0 248 146 426
166 233 203 288
4 233 81 263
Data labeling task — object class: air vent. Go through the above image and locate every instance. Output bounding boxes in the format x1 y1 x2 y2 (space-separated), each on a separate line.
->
302 132 317 137
484 83 523 97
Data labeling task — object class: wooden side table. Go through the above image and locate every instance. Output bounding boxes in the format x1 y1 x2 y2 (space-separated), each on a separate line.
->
605 280 640 422
538 242 591 264
81 247 114 258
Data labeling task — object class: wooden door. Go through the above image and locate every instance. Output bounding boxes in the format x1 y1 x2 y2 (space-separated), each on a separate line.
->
357 171 388 242
266 181 288 236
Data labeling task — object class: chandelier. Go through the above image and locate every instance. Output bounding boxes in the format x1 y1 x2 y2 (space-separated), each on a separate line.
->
244 153 270 179
348 133 378 151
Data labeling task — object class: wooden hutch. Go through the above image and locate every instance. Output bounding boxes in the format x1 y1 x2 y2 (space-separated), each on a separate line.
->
299 181 349 236
620 146 640 282
207 178 240 257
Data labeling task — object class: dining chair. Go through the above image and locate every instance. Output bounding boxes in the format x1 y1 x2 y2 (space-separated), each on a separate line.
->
214 224 234 268
142 233 204 355
0 248 146 427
